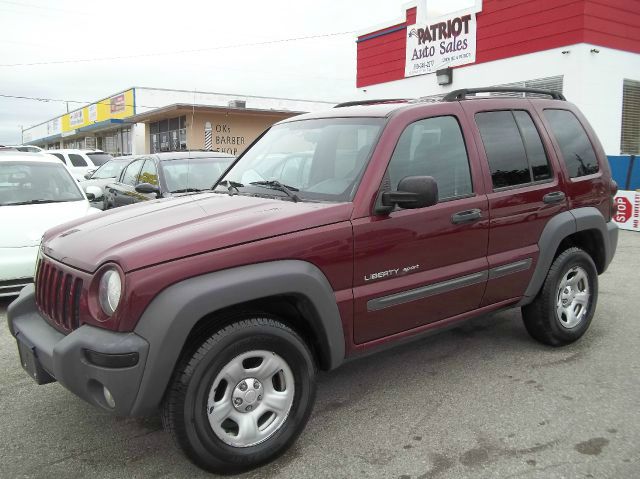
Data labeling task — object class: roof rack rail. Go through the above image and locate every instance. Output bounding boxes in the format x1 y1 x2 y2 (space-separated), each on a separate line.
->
333 99 410 108
443 87 566 102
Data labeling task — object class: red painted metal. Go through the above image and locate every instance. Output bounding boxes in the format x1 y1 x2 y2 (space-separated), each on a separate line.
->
356 0 640 88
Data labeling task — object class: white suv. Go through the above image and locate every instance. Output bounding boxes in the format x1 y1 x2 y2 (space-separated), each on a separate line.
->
47 149 113 180
0 153 101 296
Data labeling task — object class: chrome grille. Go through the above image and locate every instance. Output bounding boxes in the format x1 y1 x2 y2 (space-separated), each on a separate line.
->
35 258 82 331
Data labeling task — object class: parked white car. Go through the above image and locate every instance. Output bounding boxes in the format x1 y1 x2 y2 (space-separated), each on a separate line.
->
47 149 113 180
5 145 44 153
0 153 101 297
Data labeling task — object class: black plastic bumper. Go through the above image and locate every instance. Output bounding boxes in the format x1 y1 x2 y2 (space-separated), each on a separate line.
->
7 285 149 415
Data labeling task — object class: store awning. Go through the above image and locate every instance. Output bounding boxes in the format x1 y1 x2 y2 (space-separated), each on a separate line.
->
77 118 129 132
127 103 305 124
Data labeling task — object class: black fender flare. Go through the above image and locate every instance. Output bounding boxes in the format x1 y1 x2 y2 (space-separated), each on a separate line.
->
130 260 345 415
519 207 618 305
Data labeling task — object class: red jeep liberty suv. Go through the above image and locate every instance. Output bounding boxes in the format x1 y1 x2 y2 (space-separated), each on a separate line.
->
8 88 618 473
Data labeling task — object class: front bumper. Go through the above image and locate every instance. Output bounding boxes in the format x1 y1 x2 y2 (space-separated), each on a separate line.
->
0 245 38 297
7 285 149 415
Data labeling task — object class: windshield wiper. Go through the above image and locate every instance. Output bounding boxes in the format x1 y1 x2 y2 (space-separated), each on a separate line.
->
216 179 244 196
250 180 301 202
2 199 61 206
171 188 204 193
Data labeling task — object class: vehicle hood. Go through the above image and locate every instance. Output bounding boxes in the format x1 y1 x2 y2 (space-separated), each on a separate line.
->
1 200 97 248
42 193 353 273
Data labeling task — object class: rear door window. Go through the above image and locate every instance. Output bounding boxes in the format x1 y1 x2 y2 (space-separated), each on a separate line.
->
543 109 599 178
68 153 88 167
50 153 66 163
476 110 552 189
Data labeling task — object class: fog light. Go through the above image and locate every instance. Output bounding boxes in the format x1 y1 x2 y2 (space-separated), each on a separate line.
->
103 386 116 409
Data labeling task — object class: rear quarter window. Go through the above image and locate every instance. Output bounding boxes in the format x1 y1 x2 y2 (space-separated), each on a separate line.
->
543 109 599 178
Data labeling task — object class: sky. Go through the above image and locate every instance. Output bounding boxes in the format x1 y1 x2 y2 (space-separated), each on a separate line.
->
0 0 411 144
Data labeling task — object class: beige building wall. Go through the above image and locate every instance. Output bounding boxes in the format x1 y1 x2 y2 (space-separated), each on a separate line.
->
187 111 295 156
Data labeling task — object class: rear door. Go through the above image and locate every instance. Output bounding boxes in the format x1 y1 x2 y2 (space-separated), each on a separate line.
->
67 153 90 179
352 103 490 344
461 100 568 306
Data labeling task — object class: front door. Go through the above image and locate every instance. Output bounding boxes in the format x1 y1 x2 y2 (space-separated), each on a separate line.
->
112 158 144 207
352 108 489 344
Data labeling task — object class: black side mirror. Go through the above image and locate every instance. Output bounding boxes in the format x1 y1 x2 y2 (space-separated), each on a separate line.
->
377 176 438 214
135 182 161 197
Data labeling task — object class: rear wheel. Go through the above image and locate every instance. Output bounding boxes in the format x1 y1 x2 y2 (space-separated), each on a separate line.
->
522 247 598 346
162 316 316 474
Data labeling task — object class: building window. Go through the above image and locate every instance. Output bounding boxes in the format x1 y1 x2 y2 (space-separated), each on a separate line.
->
149 116 187 153
621 79 640 155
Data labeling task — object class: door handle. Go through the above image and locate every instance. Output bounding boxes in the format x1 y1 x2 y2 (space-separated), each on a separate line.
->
451 208 482 224
543 191 565 204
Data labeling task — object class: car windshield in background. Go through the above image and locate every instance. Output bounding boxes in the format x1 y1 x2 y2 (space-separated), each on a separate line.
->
86 153 113 166
215 118 384 202
0 162 84 206
92 160 130 179
162 157 234 193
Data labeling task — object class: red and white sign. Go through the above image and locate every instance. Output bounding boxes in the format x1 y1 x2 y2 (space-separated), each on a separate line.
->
613 190 640 232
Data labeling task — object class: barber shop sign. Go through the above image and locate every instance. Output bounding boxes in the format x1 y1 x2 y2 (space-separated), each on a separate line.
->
405 12 477 77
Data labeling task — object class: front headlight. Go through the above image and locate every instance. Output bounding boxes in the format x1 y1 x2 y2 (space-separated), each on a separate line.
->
98 269 122 316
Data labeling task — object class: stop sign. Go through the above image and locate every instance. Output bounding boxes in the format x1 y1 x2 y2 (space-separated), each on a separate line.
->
614 195 632 223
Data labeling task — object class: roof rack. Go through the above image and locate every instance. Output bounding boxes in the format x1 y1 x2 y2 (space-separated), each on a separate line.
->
333 99 410 108
443 87 566 102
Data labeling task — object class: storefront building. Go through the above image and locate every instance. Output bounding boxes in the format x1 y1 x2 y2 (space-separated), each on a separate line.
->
356 0 640 188
22 88 333 156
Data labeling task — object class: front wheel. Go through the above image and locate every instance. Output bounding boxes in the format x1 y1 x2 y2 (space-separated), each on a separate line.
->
522 247 598 346
162 316 316 474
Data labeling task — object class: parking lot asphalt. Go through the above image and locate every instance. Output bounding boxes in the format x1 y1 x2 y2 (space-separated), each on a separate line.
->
1 231 639 479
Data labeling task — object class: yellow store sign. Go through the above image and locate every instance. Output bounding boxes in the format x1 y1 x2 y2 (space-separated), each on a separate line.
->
61 89 135 132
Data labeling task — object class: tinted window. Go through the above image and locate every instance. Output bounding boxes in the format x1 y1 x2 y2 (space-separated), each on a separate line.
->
476 111 530 189
121 159 144 186
513 111 552 182
543 109 599 178
68 153 88 167
138 160 158 186
50 153 65 163
387 116 472 200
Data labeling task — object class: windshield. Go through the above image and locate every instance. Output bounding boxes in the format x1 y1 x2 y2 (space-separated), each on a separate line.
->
0 162 84 206
87 152 114 166
92 160 129 179
162 157 234 193
215 118 384 202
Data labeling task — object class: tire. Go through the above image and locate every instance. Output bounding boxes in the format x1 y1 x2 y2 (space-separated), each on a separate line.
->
161 315 316 474
522 247 598 346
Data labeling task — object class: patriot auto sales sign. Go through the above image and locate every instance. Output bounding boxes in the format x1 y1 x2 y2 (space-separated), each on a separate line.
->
405 12 477 77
